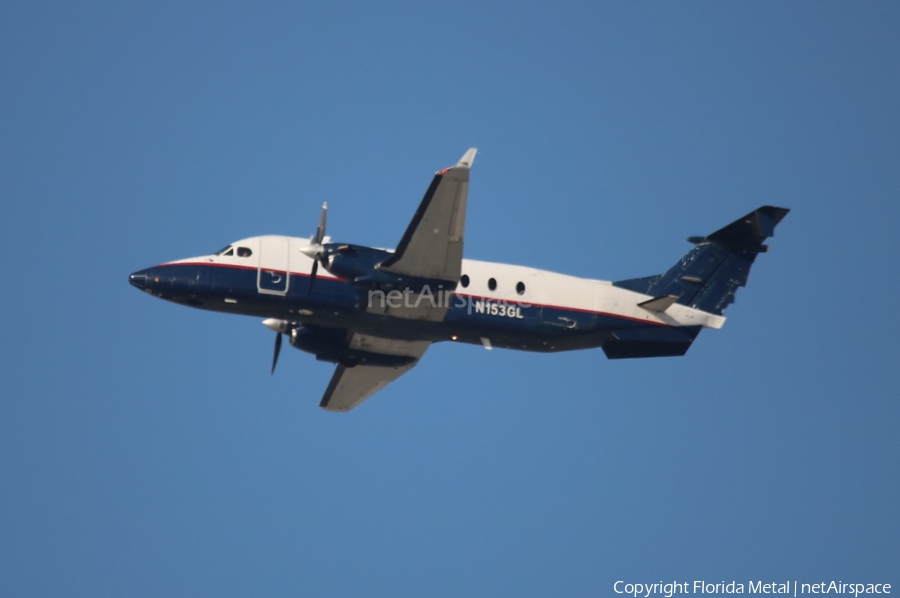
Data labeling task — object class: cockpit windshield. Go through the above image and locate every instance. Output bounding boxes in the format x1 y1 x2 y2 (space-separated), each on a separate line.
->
214 245 234 256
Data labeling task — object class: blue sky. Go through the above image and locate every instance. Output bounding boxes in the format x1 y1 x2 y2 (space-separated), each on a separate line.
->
2 2 898 596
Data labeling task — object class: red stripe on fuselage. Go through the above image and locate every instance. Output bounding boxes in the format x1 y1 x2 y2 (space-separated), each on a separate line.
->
452 293 669 327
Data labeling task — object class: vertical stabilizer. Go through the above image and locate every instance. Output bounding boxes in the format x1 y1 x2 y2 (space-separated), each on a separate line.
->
614 206 789 316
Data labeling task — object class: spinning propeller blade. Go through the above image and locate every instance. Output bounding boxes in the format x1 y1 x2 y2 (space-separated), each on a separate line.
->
301 202 328 293
315 202 327 244
308 260 318 293
271 332 282 375
263 318 291 375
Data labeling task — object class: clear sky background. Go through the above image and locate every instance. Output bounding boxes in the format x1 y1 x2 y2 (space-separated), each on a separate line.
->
2 2 898 596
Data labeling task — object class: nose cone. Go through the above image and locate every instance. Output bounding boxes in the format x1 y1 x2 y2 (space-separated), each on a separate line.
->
129 270 150 290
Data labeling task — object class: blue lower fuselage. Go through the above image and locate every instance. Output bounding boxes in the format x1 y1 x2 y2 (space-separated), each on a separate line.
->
129 261 687 354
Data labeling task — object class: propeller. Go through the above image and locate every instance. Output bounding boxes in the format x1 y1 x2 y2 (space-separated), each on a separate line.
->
271 332 282 375
263 318 290 375
300 202 328 293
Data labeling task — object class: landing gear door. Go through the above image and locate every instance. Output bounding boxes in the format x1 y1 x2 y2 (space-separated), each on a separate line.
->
257 236 290 295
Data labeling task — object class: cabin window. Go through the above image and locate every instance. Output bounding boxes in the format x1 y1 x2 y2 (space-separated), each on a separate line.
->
488 277 497 291
237 247 252 258
516 281 526 295
460 274 470 288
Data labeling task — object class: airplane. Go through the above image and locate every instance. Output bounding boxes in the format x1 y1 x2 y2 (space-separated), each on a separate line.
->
129 149 789 412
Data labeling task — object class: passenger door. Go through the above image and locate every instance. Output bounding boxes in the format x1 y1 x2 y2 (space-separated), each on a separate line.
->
257 236 290 295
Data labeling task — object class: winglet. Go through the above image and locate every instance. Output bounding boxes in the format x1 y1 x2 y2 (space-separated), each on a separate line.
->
456 148 477 169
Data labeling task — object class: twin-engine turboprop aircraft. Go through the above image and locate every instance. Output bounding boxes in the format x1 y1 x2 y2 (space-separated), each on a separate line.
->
130 149 788 412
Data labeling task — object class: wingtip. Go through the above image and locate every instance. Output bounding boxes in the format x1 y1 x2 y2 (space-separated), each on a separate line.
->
456 147 477 168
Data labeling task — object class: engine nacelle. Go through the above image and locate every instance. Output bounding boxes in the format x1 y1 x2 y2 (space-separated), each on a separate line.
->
323 244 392 283
289 326 415 368
324 243 457 293
289 326 346 357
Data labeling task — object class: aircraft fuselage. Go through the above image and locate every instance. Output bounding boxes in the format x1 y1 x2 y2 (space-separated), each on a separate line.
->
130 234 722 356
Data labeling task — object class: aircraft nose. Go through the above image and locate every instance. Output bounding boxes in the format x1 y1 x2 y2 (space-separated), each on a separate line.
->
129 271 149 290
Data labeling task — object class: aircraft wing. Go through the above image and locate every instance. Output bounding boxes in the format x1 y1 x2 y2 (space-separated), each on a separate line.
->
378 148 476 283
319 335 430 412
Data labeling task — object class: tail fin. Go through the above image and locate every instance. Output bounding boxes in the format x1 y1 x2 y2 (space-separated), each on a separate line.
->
614 206 789 315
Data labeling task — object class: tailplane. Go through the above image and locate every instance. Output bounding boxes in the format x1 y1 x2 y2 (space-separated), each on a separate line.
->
614 206 789 316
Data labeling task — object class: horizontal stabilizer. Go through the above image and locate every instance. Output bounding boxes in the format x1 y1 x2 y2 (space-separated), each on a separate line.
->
706 205 789 252
638 295 679 313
